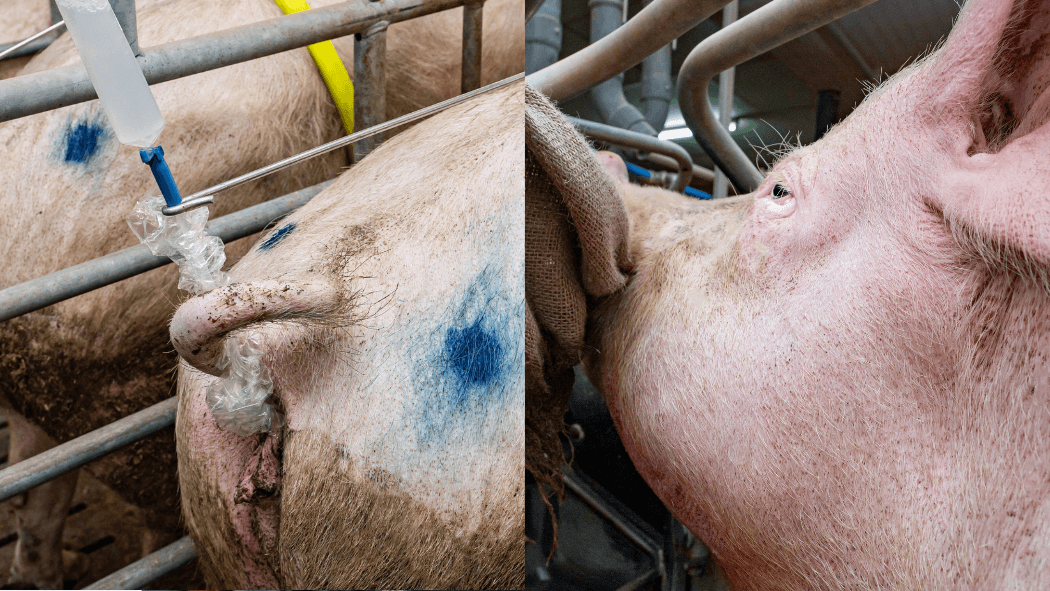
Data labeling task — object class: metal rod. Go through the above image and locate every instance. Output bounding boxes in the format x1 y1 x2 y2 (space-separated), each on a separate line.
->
563 472 661 558
825 21 879 82
677 0 878 193
567 116 692 193
110 0 139 56
712 0 737 201
0 0 472 123
0 397 177 503
164 72 523 215
0 21 66 62
0 181 331 323
643 152 715 186
84 535 197 590
616 568 660 591
461 0 484 92
526 0 732 101
525 0 544 23
354 20 389 162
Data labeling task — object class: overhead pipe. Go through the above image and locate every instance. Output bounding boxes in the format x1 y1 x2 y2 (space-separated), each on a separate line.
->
527 0 732 102
568 116 691 192
676 0 879 193
712 1 736 200
524 0 561 75
639 0 671 132
643 152 715 188
588 0 654 135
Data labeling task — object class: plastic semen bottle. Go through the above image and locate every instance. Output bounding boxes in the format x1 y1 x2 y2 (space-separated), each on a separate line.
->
54 0 164 147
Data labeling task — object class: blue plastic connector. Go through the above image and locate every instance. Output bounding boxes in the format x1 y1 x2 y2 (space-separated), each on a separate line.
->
624 162 713 200
139 146 183 208
624 162 651 178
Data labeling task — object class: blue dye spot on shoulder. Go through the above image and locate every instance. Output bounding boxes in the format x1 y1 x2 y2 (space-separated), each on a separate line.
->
444 317 504 405
63 122 103 164
258 223 296 251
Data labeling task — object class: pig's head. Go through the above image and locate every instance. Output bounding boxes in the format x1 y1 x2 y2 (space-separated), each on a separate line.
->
172 82 524 590
529 0 1050 587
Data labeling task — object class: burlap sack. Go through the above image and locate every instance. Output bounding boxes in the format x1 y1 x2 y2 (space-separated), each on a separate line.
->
524 84 633 495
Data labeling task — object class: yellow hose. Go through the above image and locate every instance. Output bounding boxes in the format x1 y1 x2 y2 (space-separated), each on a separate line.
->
274 0 355 136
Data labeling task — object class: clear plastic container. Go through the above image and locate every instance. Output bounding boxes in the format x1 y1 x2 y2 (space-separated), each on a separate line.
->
55 0 164 147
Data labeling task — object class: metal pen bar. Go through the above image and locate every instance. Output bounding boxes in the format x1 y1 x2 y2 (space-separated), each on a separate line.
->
0 181 331 323
0 397 177 503
643 152 715 187
563 471 661 558
354 21 389 162
567 116 693 193
461 0 484 92
526 0 732 101
111 0 139 56
84 535 197 590
0 0 471 123
616 569 660 591
676 0 878 193
0 21 66 62
164 72 523 215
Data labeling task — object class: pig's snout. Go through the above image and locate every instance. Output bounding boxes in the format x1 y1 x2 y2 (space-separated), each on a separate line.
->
170 280 341 376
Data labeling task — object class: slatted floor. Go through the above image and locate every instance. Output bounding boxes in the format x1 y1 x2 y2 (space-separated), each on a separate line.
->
0 421 203 590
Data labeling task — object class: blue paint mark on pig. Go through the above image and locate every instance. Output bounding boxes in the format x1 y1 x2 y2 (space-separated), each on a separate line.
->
445 319 503 399
411 263 524 446
259 223 296 251
63 122 104 164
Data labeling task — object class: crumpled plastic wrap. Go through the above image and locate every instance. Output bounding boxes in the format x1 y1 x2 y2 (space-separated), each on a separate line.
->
128 195 278 436
126 194 229 294
204 331 281 437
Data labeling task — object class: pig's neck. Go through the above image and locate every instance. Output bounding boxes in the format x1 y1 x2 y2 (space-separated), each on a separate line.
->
949 270 1050 583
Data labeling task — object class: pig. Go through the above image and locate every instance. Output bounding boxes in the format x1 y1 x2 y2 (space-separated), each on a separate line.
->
527 0 1050 587
169 80 524 589
0 0 51 80
0 0 522 586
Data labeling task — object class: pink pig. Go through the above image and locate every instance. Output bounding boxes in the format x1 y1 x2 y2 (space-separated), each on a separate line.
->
567 0 1050 587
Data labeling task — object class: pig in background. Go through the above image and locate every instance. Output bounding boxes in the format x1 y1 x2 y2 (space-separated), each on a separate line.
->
0 0 522 586
171 81 523 589
527 0 1050 587
0 0 51 80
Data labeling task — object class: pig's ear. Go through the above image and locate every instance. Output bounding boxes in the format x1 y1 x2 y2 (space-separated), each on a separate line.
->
922 0 1050 279
915 0 1016 114
595 151 630 185
170 280 342 376
524 85 633 493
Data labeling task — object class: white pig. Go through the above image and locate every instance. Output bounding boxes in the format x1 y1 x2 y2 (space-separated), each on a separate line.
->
530 0 1050 587
171 80 523 589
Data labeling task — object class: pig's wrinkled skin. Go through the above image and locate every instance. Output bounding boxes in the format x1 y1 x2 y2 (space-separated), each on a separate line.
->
584 0 1050 588
0 0 522 586
172 81 523 589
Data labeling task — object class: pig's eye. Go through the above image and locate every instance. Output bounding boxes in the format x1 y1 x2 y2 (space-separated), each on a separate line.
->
771 183 791 200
